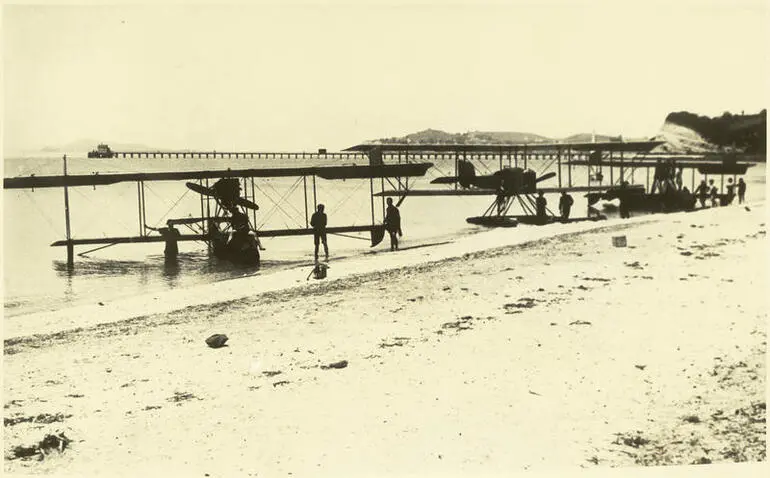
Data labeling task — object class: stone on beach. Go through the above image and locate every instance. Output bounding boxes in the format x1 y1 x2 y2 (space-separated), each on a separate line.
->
205 334 229 348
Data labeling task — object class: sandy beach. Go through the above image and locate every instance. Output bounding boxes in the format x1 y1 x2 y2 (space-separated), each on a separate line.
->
3 199 767 477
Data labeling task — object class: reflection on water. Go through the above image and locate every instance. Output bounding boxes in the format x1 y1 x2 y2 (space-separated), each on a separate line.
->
162 256 180 287
53 251 261 283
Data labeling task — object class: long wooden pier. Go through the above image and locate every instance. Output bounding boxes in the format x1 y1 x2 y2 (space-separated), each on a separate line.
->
110 150 369 160
108 149 618 162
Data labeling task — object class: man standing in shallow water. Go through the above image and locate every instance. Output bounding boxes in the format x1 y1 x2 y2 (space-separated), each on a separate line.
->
310 204 329 262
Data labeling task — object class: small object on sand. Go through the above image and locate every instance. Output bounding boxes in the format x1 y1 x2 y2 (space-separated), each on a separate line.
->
98 302 105 306
205 334 229 348
745 206 751 211
612 236 627 247
307 262 329 280
10 432 71 461
321 360 348 370
635 364 647 370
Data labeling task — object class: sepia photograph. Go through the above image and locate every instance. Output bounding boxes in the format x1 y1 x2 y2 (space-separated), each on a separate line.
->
2 1 767 476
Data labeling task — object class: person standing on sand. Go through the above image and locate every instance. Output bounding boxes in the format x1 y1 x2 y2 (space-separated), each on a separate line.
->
384 198 403 251
725 178 736 205
558 191 574 220
737 178 747 204
496 181 506 216
310 204 329 262
708 179 718 207
618 181 631 219
675 168 683 191
695 180 709 208
536 191 547 221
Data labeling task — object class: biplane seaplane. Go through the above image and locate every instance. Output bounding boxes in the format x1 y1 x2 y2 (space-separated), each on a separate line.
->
345 141 670 227
576 153 756 213
346 141 758 224
3 154 433 267
430 160 558 226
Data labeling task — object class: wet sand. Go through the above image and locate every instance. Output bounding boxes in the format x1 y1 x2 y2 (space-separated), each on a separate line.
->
3 201 767 477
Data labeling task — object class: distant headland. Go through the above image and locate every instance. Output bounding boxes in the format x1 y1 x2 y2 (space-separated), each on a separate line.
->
368 110 766 155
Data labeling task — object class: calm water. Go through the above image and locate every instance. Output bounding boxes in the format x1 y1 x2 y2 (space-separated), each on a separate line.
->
4 153 765 318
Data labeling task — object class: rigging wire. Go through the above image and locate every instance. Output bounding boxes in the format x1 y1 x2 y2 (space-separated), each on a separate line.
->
328 177 368 213
255 181 300 229
70 186 136 233
21 190 62 236
151 187 192 227
256 177 305 227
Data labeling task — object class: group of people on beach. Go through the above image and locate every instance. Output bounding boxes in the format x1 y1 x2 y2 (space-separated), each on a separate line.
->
533 191 575 220
693 177 746 208
651 158 748 208
528 191 575 221
310 197 403 262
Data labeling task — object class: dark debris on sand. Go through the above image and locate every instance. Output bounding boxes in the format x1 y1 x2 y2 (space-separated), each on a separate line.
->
6 432 72 461
603 345 766 467
4 412 72 427
320 360 348 370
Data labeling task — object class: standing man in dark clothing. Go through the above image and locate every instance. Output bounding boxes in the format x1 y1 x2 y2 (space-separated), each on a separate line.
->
695 180 709 208
558 191 574 221
618 181 631 219
384 197 403 251
725 178 736 205
145 222 181 260
495 181 506 216
737 178 747 204
310 204 328 262
708 179 718 207
536 191 548 222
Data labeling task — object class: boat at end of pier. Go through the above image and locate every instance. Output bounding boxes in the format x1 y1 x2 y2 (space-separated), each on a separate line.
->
87 143 115 158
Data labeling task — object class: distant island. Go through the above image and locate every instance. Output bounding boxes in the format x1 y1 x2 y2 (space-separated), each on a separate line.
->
368 110 766 156
371 129 625 146
38 110 766 158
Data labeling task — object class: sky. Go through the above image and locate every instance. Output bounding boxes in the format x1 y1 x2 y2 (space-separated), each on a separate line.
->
2 0 768 154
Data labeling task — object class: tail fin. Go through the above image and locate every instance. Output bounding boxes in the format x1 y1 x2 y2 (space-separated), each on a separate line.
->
457 160 476 189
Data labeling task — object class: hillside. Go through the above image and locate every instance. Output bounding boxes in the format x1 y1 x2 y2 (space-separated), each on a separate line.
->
371 129 633 146
374 129 552 145
369 110 765 156
659 110 766 153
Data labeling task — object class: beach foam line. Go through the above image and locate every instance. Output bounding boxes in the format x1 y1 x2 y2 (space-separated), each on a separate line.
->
4 203 761 341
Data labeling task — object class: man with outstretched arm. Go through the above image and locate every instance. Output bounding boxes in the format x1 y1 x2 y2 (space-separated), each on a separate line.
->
384 197 403 251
